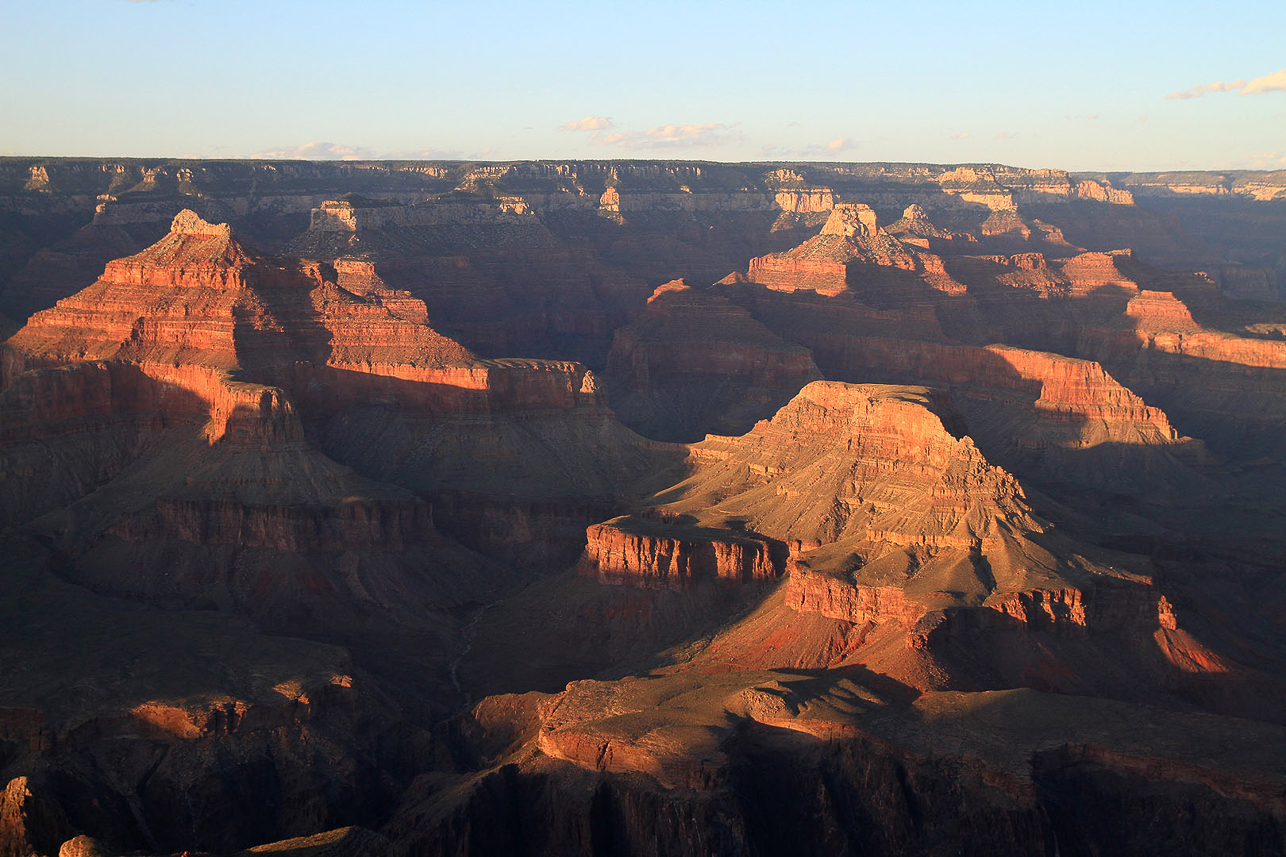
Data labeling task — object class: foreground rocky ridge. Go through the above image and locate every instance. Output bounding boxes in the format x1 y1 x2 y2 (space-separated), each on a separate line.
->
2 160 1286 855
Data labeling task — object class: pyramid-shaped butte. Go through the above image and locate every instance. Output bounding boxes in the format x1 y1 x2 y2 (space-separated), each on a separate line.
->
3 209 479 380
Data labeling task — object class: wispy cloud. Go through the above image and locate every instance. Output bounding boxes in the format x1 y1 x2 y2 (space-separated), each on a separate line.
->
250 141 377 160
759 137 860 159
591 122 742 149
950 131 970 140
1243 150 1286 169
380 146 468 160
558 116 614 132
995 131 1017 139
247 142 474 161
1167 69 1286 100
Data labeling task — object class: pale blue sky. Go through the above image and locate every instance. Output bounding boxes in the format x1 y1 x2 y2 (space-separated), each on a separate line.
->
3 0 1284 170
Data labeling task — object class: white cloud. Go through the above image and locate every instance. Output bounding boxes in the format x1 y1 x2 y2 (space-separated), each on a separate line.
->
590 122 743 149
1243 69 1286 95
1167 79 1246 100
826 138 854 151
558 116 614 132
950 131 970 140
1167 69 1286 100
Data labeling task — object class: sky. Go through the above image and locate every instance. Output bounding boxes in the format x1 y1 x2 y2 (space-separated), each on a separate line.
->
2 0 1284 171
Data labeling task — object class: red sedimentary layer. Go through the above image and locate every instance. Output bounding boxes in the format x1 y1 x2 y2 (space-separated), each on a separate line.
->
582 518 780 588
782 569 925 626
1104 291 1286 368
0 360 300 448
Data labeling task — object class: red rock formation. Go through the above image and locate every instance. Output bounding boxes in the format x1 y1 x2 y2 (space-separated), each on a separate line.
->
1075 287 1286 459
657 380 1039 552
581 517 780 588
782 568 924 626
746 203 967 298
0 212 651 636
807 338 1180 444
748 204 915 295
885 204 976 249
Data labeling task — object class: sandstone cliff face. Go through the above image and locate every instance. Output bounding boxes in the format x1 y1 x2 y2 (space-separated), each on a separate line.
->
885 203 976 249
2 211 653 499
0 212 653 640
581 381 1079 608
0 359 508 636
716 291 1206 498
582 517 781 589
807 337 1180 442
2 210 481 383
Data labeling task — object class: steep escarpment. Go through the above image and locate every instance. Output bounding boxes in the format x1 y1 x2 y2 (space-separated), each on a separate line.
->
582 516 782 588
747 204 924 296
1078 288 1286 460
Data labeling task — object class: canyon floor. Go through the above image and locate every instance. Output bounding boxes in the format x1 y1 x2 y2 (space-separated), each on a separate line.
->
1 158 1285 856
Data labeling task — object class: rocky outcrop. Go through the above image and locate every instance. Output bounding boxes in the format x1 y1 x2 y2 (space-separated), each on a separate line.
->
581 383 1093 615
885 203 975 248
745 203 969 298
747 204 920 296
783 569 925 626
0 776 73 857
582 517 781 588
756 326 1206 497
809 339 1179 441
